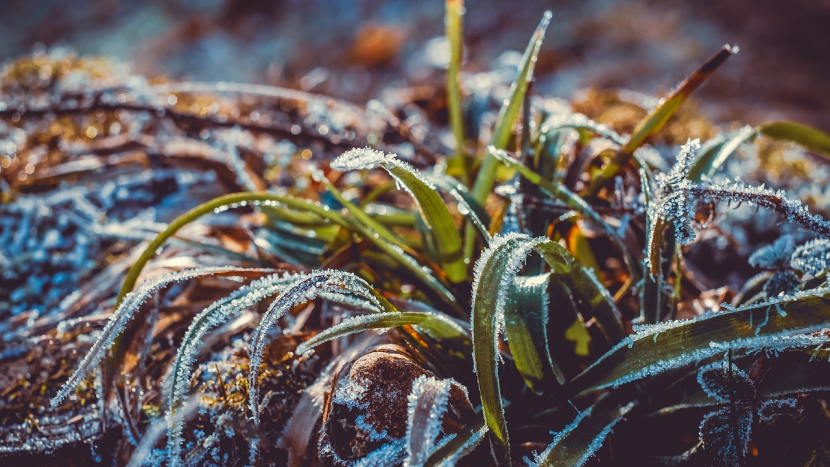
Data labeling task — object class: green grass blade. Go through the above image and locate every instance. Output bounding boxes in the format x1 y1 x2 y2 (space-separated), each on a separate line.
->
587 44 738 194
315 167 462 313
464 11 551 262
504 273 558 393
540 114 626 146
384 160 468 282
471 11 552 205
296 311 468 355
758 121 830 156
331 150 467 283
446 0 468 183
471 233 543 463
566 289 830 397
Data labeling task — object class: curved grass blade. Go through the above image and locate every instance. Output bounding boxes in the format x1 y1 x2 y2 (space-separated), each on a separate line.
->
566 289 830 398
296 311 468 355
426 171 491 242
530 395 636 467
313 167 462 313
471 233 544 464
247 270 395 424
504 273 559 393
165 272 302 466
587 44 739 194
446 0 468 183
488 146 640 280
333 149 466 283
758 121 830 156
471 233 623 463
51 266 272 408
687 125 757 182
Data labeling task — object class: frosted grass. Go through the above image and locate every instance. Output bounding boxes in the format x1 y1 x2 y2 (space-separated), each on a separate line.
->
51 266 264 408
247 270 386 424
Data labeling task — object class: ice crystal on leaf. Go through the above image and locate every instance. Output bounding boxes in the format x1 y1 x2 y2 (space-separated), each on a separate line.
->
748 234 796 269
331 147 394 171
791 238 830 276
699 407 753 465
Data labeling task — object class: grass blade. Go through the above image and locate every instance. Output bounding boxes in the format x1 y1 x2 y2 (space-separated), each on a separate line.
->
465 11 551 261
446 0 468 183
758 121 830 156
504 273 559 392
587 44 738 194
248 270 394 424
471 11 552 205
333 149 466 283
296 311 468 355
566 289 830 397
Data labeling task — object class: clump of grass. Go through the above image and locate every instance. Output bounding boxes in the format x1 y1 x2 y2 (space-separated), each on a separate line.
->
3 5 830 467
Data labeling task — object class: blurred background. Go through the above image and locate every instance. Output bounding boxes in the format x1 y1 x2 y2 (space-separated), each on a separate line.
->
2 0 829 129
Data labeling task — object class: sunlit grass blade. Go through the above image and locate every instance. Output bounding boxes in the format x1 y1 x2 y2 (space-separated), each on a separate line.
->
587 44 739 194
566 289 830 398
465 11 551 261
471 233 542 463
758 121 830 156
426 171 491 242
446 0 468 184
504 274 559 392
332 149 466 283
313 169 462 313
471 11 552 205
488 146 640 280
687 125 757 182
296 311 468 355
529 395 636 467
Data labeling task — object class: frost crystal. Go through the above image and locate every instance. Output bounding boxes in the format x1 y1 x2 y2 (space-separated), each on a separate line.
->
696 361 756 403
404 375 452 467
748 234 795 269
699 407 753 465
332 147 393 171
791 238 830 276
